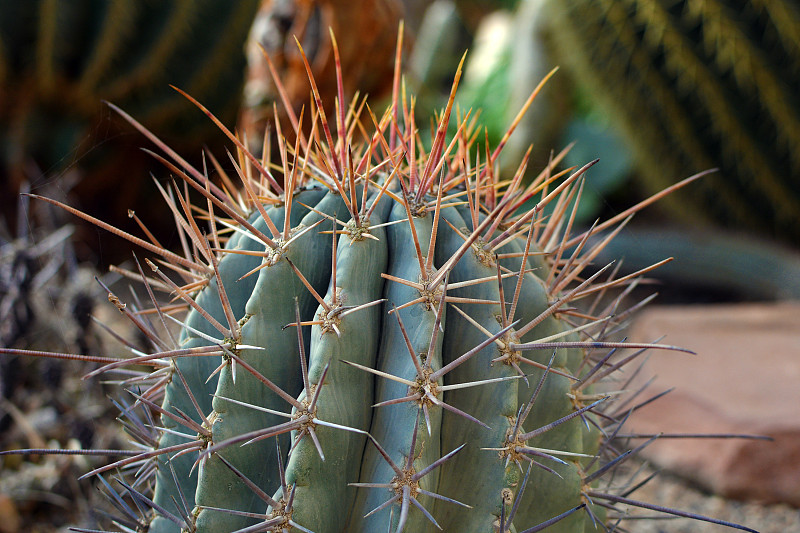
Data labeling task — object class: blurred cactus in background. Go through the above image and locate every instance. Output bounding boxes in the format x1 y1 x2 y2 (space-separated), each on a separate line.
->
0 0 259 253
413 0 800 246
544 0 800 245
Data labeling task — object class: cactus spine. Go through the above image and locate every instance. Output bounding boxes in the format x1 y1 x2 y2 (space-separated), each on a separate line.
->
1 27 762 533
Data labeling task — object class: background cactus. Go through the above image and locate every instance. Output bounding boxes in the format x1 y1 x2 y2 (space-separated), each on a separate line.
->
0 0 259 253
0 27 762 533
543 0 800 245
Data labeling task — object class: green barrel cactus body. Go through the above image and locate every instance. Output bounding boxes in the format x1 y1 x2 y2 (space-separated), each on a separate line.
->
129 150 650 532
146 183 608 533
2 27 760 533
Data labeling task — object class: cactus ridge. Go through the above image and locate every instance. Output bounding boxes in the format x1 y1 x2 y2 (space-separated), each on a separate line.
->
1 27 764 533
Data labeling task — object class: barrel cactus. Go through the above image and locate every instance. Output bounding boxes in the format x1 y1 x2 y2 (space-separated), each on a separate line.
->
1 28 760 533
544 0 800 245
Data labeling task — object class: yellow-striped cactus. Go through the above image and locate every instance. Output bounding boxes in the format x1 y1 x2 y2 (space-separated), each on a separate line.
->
0 0 259 231
545 0 800 245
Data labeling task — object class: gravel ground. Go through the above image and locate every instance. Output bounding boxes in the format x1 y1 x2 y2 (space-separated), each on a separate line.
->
611 460 800 533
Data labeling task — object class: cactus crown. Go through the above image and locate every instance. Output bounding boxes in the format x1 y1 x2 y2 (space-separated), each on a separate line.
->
1 25 761 533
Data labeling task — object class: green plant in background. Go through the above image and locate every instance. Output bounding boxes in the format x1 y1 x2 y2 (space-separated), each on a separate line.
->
412 0 569 174
410 0 631 228
544 0 800 245
0 28 763 533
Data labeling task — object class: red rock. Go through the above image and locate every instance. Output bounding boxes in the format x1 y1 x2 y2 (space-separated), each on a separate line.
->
623 302 800 506
0 494 19 533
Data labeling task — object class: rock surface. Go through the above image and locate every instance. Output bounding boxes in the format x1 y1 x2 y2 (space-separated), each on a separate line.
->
625 302 800 507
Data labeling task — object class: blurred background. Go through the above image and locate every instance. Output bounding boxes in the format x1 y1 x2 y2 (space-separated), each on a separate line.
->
1 1 798 531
